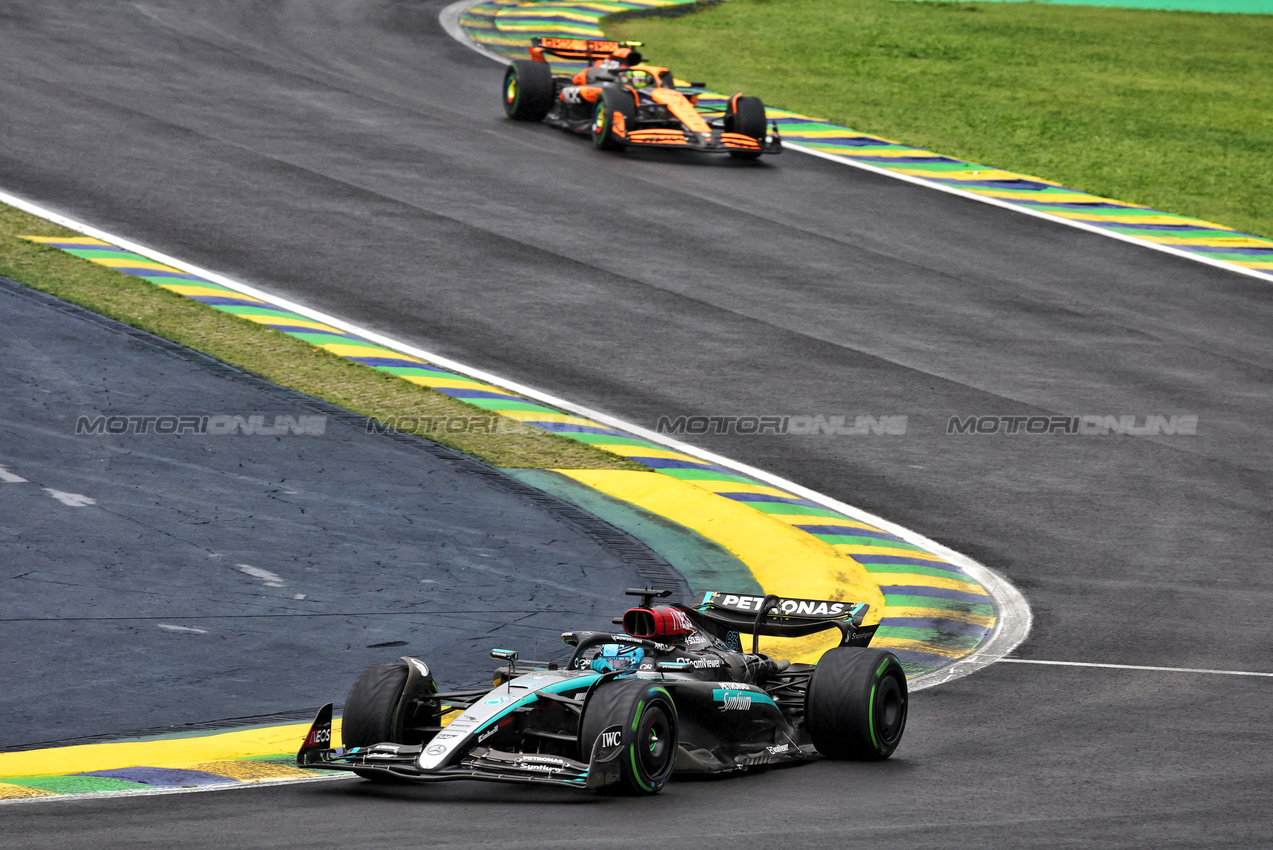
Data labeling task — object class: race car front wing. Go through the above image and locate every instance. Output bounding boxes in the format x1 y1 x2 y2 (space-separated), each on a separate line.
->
297 702 634 791
623 126 781 155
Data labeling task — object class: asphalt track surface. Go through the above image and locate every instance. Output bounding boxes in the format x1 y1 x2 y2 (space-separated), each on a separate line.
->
0 1 1270 847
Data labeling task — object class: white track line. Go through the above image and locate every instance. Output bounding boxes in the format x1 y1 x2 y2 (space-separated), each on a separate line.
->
439 0 511 63
3 183 1030 690
996 658 1273 678
0 773 352 807
785 145 1273 284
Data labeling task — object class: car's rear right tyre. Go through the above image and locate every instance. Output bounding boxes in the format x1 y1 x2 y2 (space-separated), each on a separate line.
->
503 59 554 121
579 678 678 794
805 647 908 759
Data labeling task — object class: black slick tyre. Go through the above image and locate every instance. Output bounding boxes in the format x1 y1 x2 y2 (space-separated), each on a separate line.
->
342 662 410 781
591 87 635 151
805 647 908 759
724 94 767 160
579 679 678 794
503 59 554 121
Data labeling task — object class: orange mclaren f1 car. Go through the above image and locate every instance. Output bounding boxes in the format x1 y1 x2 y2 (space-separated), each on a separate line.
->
502 38 781 159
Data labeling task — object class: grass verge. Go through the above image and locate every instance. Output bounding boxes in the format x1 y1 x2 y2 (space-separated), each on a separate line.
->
0 202 640 471
610 0 1273 238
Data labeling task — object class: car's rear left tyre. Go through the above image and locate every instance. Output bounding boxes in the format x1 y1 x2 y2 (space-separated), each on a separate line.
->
503 59 554 122
724 94 767 160
591 87 635 151
805 647 908 760
579 679 678 794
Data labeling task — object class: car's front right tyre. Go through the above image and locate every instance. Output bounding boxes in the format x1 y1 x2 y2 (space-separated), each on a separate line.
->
724 94 767 160
591 87 635 151
579 678 678 794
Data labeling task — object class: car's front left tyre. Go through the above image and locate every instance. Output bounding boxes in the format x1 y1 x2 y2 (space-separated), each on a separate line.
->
342 660 440 781
579 679 679 794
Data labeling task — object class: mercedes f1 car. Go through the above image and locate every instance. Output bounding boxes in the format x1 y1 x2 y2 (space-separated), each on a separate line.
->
297 588 908 795
501 38 781 159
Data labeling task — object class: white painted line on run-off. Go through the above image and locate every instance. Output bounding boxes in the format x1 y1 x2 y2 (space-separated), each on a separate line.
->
0 773 352 807
43 488 96 507
997 658 1273 678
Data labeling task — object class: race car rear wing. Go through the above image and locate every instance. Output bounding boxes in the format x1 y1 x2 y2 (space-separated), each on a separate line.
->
691 591 878 649
529 36 642 64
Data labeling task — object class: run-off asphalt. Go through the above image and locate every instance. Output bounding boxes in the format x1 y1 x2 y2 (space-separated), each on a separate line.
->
0 278 669 749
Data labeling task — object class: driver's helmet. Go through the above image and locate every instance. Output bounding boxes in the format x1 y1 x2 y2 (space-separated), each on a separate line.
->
590 643 645 673
624 68 657 89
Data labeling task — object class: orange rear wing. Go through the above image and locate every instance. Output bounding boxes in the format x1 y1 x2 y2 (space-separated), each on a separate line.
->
529 37 642 63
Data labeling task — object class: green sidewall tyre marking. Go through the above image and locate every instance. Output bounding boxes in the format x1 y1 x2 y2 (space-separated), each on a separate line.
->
869 659 901 755
630 748 653 792
627 686 672 792
869 657 892 753
867 681 879 752
630 698 653 791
